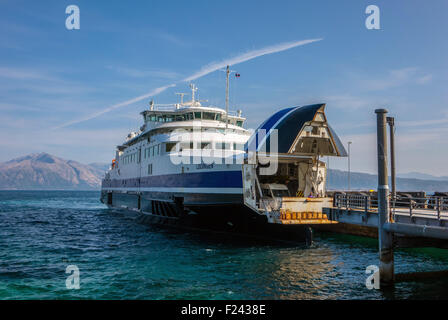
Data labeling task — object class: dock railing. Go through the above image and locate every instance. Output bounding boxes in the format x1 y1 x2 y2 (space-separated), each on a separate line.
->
333 193 448 223
334 193 376 212
391 195 448 221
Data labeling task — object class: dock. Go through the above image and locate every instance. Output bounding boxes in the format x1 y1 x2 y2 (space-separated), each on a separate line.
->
322 109 448 286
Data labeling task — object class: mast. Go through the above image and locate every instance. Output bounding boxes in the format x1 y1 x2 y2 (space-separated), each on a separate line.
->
189 83 198 105
176 92 186 105
225 65 230 131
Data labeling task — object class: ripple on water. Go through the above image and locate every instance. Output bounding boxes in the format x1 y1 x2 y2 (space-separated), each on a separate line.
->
1 190 448 299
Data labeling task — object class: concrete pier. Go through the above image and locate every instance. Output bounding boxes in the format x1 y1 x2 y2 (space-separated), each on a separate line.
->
322 109 448 286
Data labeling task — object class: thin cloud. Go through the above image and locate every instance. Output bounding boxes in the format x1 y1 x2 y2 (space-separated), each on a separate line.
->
54 38 323 129
106 66 181 79
0 67 54 81
53 84 176 129
183 38 322 82
361 67 432 91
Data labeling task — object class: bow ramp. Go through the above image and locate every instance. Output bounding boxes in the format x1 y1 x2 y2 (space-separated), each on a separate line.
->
242 103 347 225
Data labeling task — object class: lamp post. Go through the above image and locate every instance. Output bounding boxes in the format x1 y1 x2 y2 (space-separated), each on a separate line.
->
348 141 352 191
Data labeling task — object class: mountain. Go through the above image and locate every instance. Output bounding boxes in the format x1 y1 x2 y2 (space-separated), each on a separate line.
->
397 172 448 181
327 169 448 193
1 152 447 192
0 153 107 190
88 162 110 173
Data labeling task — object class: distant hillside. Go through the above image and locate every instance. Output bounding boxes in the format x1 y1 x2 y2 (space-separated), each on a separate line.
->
397 172 448 181
327 169 448 193
1 153 447 192
0 153 106 190
88 162 110 173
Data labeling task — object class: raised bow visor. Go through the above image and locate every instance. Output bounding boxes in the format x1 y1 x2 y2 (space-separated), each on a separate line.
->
245 103 347 157
242 103 347 225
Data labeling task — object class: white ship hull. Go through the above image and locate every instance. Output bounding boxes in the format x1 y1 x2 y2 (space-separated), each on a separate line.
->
101 84 347 242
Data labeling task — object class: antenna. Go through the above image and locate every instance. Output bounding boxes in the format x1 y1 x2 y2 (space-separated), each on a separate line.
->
225 65 230 132
221 65 236 132
149 100 154 111
175 92 186 105
189 83 198 105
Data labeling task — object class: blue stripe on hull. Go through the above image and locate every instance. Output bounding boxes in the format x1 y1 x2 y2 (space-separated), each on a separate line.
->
102 170 243 189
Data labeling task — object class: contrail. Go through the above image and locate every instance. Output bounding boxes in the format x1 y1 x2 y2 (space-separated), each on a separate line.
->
183 38 322 82
53 84 176 129
55 38 322 129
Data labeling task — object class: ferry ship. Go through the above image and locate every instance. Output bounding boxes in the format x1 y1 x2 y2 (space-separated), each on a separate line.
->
101 68 347 242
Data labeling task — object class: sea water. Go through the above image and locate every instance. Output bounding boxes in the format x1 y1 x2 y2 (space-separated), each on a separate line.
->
1 190 448 300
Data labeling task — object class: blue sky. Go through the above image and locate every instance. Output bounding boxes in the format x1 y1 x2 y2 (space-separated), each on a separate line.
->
1 0 447 175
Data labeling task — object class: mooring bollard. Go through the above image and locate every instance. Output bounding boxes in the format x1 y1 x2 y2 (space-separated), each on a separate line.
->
375 109 394 286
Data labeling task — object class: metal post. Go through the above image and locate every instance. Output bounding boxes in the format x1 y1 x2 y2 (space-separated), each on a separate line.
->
375 108 394 286
348 141 352 191
387 117 396 202
225 65 230 132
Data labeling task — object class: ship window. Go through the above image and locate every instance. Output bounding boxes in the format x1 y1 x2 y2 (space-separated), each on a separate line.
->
165 142 177 153
201 142 212 150
151 146 155 156
233 143 244 151
215 113 222 121
203 112 215 120
180 142 194 151
216 142 230 149
165 115 174 122
186 113 193 120
149 115 157 122
194 112 202 119
157 144 160 155
236 120 243 127
175 115 184 121
148 164 152 175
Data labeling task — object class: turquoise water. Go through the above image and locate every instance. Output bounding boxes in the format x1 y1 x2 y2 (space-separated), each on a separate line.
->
1 190 448 300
